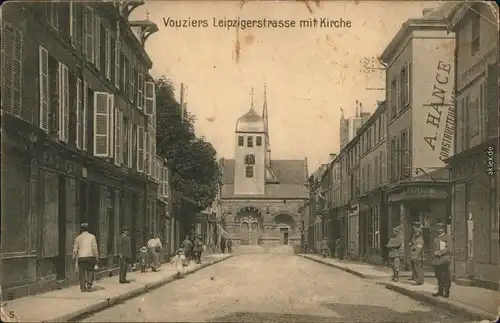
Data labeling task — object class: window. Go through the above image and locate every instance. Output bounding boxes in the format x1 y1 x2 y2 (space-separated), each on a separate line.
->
374 155 379 187
145 82 156 116
94 16 101 70
137 125 145 171
114 40 120 89
57 62 69 143
256 136 262 146
105 29 111 80
76 78 83 149
70 3 76 47
132 125 138 169
123 117 130 166
245 154 255 178
93 92 113 157
390 78 397 119
390 137 398 181
83 6 94 63
471 12 480 56
2 23 23 119
400 63 411 109
401 129 411 178
114 109 123 166
247 136 253 147
46 3 59 29
137 73 144 110
83 81 89 151
238 136 244 146
244 154 255 165
144 131 150 174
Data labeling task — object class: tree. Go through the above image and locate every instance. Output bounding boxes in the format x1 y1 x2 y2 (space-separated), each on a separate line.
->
155 76 221 216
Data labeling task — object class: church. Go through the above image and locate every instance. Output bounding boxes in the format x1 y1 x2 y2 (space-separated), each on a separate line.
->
219 86 309 248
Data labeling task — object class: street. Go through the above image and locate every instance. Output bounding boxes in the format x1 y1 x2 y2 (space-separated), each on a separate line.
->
82 254 465 322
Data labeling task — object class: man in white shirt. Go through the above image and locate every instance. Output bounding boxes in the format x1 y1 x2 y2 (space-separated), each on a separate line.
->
73 223 99 292
147 233 162 271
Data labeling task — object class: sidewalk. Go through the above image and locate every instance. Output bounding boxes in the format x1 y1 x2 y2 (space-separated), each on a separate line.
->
300 254 499 321
3 254 232 322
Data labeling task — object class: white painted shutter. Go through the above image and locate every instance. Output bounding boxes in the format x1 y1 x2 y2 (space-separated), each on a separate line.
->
114 40 120 89
137 73 143 110
39 46 49 131
84 7 94 63
95 16 101 70
83 81 89 151
1 24 14 114
145 81 155 116
137 126 144 172
130 64 136 103
145 132 150 175
76 78 82 149
108 94 115 158
114 109 121 166
12 28 23 117
58 62 69 143
93 92 110 157
105 29 111 79
127 122 132 167
159 164 164 195
70 2 75 48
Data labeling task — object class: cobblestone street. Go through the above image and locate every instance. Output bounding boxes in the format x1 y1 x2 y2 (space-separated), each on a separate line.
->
82 254 466 322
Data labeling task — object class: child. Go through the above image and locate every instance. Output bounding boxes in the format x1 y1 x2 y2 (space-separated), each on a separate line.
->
171 248 187 275
387 227 402 282
139 244 149 273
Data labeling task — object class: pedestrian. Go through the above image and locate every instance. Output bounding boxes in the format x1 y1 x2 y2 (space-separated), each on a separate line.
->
138 243 148 273
220 236 226 254
182 235 193 261
171 248 188 276
320 237 328 258
72 223 99 292
118 227 132 284
386 226 402 282
226 238 233 253
328 238 335 258
193 235 203 264
147 233 162 272
335 236 345 260
409 222 422 280
410 227 425 285
432 223 452 298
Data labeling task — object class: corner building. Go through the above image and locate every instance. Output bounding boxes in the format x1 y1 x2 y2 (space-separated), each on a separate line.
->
220 88 308 248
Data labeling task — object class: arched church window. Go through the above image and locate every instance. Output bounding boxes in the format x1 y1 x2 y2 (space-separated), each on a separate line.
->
244 154 255 165
256 136 262 146
238 136 244 147
247 136 253 147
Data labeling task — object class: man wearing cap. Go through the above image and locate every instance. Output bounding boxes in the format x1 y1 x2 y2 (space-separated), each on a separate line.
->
432 223 452 297
118 227 132 284
410 226 425 285
409 222 422 280
73 223 99 292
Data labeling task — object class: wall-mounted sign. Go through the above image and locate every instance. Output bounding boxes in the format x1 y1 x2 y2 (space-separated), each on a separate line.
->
405 187 436 196
41 150 80 176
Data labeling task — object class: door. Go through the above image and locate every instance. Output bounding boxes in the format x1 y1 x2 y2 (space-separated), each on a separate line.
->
240 222 249 245
284 232 289 245
250 222 260 245
466 182 475 277
57 175 66 279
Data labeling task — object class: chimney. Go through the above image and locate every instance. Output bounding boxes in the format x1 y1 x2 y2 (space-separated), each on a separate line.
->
355 100 359 117
359 102 363 115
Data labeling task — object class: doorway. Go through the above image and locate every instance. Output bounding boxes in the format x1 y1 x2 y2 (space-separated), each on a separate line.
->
284 232 289 245
56 175 66 279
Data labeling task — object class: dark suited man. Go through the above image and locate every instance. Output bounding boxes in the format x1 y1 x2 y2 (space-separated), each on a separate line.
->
432 223 452 298
118 227 132 284
410 227 425 285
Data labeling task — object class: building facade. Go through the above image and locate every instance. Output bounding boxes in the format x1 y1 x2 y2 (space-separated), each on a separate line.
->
380 6 455 269
0 1 174 298
220 88 308 248
445 2 499 289
357 101 388 264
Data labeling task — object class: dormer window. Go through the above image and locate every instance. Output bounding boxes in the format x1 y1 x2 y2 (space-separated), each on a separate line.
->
238 136 244 146
247 136 253 147
244 154 255 178
256 136 262 146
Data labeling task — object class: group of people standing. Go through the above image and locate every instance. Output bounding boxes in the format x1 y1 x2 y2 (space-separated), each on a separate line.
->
181 235 204 264
318 236 345 260
387 222 452 298
219 236 233 254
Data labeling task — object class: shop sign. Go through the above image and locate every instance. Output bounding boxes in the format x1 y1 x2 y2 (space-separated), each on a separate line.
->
41 150 80 176
404 187 437 196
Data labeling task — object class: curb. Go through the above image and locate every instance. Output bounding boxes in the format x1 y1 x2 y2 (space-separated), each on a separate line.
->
298 255 370 279
379 282 497 322
45 255 232 322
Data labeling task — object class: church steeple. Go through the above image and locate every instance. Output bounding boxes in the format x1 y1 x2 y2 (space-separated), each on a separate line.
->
262 83 269 134
262 83 273 170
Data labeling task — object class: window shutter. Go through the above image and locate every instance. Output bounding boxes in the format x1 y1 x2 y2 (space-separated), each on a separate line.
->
127 122 133 167
130 65 136 103
70 2 75 48
407 63 412 106
83 81 88 151
108 94 115 158
93 92 110 157
95 16 101 70
145 81 155 116
57 63 70 143
159 164 164 195
164 167 168 197
114 40 120 89
105 29 111 79
137 126 144 172
39 46 49 131
12 28 23 117
114 109 121 166
145 132 150 175
1 24 14 114
137 73 143 110
84 7 94 63
76 78 82 149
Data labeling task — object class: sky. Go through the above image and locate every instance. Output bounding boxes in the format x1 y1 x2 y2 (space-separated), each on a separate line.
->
131 0 440 171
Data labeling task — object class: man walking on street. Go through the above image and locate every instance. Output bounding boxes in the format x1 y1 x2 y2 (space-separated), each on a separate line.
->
410 227 425 285
226 238 233 253
147 233 162 272
193 235 203 264
387 226 402 282
220 236 226 254
432 223 452 298
182 236 193 261
409 222 421 280
320 237 328 258
118 227 132 284
73 223 99 292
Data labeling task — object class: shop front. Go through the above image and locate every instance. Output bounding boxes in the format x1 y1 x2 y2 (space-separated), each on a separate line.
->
347 204 359 260
386 184 450 270
447 138 498 290
359 188 387 264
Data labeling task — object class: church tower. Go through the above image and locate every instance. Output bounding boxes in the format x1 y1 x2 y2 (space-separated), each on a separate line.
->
234 88 267 195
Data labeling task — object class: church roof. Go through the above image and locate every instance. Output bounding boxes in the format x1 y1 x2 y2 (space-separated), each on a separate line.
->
220 159 308 199
236 107 265 133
